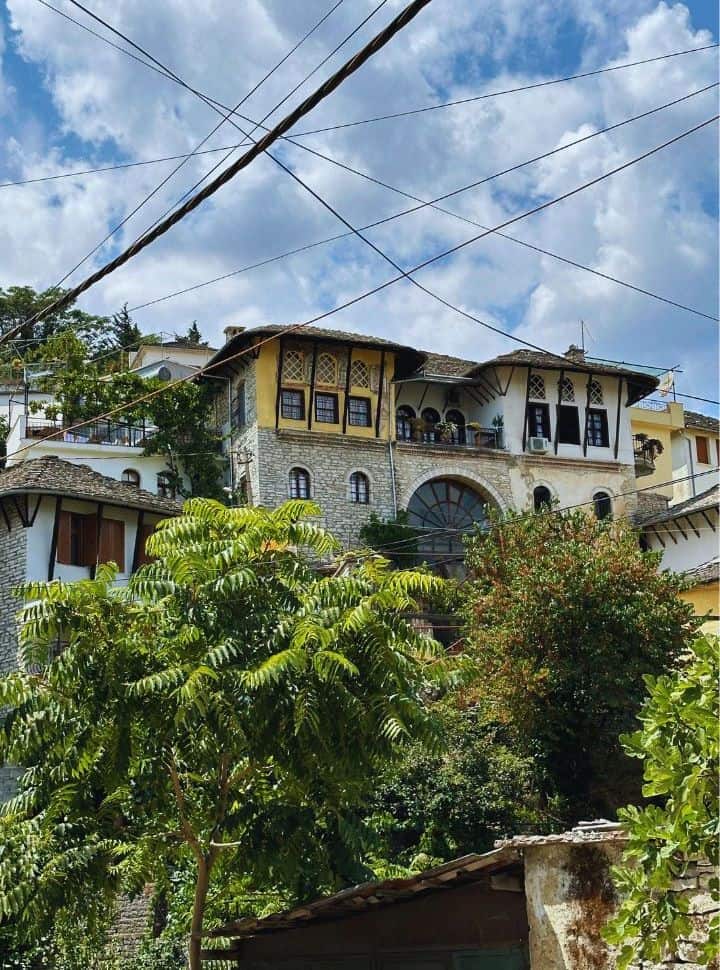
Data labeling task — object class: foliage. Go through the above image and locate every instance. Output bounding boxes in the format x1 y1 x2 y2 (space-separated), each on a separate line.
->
463 508 696 824
176 321 207 346
604 635 719 968
359 511 419 567
0 285 111 356
0 500 454 970
368 704 547 867
110 304 144 355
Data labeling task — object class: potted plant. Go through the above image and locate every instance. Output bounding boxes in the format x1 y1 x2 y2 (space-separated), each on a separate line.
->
465 421 482 444
491 413 504 447
409 417 426 442
435 420 457 443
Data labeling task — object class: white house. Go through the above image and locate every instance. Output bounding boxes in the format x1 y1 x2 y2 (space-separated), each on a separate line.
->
640 483 719 574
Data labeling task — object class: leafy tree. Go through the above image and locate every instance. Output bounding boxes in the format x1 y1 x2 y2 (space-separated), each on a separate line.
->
359 511 419 568
0 285 111 356
463 509 696 824
604 635 719 968
178 321 206 346
111 303 143 353
0 500 451 970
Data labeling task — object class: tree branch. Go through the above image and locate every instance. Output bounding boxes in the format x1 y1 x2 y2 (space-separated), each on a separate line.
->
166 749 202 862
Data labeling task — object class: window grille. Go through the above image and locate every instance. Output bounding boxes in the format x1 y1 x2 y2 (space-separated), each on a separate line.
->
349 359 370 388
281 389 304 420
348 397 371 427
284 350 304 383
589 379 604 405
529 374 546 400
560 377 575 402
316 353 337 386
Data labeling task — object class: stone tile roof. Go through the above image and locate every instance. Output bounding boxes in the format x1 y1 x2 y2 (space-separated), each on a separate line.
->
469 348 659 383
684 409 720 434
683 557 719 586
496 821 627 849
642 483 720 526
415 351 478 377
0 456 181 516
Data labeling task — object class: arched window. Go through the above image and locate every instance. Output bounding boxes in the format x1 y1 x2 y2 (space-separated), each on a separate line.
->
289 467 310 499
157 472 175 499
445 409 466 445
407 478 491 562
589 379 604 405
349 359 370 388
593 491 612 520
560 377 575 402
122 468 140 488
316 353 337 386
533 485 552 511
529 374 546 400
283 349 305 383
396 405 415 441
349 471 370 504
421 407 441 443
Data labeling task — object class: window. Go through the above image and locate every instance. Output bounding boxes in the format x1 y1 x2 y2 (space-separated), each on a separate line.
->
527 403 550 439
421 407 441 442
289 467 310 499
696 435 710 464
57 512 124 569
348 396 372 427
233 383 246 427
122 468 140 487
593 491 612 520
281 388 305 420
529 374 546 400
283 350 304 383
589 379 604 405
349 471 370 504
586 408 609 447
157 473 175 499
396 405 415 441
315 392 339 424
98 518 125 570
560 377 575 402
533 485 552 511
557 405 581 445
445 409 466 444
316 353 337 386
349 359 370 388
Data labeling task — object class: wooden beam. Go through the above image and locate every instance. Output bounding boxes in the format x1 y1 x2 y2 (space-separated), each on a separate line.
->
375 350 386 438
90 502 104 579
486 366 503 396
307 342 318 431
341 344 353 434
613 379 623 460
47 496 62 581
274 338 285 430
28 494 42 527
700 510 716 532
12 495 29 527
683 514 701 539
662 522 678 545
0 500 10 532
521 367 532 452
500 365 515 396
132 509 145 573
673 517 688 541
553 368 564 455
417 381 431 412
582 373 592 457
649 527 665 549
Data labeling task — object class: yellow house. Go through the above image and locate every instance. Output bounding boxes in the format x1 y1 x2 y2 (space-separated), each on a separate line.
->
680 559 719 633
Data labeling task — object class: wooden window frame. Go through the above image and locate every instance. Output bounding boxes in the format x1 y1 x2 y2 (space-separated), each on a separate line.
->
349 471 370 504
557 404 581 445
585 408 609 448
289 467 310 499
280 388 305 421
315 392 339 424
696 435 710 465
347 396 372 427
527 403 550 439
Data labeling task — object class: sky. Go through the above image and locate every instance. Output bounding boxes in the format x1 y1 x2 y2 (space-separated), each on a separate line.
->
0 0 718 408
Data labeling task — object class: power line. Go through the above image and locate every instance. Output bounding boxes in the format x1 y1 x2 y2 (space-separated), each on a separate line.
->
289 43 720 136
5 111 717 459
14 0 435 335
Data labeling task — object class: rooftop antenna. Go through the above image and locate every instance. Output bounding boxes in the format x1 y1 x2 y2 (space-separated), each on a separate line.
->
580 320 595 353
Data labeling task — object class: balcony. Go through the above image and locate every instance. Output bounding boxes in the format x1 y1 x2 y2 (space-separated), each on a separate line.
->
397 424 503 450
25 416 155 448
633 434 660 477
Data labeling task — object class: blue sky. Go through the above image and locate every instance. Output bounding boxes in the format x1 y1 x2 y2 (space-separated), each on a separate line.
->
0 0 718 406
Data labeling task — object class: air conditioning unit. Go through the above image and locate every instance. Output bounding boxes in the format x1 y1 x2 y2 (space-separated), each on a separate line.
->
528 436 550 454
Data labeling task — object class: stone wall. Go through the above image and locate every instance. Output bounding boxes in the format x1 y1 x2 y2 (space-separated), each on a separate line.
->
0 502 27 802
393 441 515 512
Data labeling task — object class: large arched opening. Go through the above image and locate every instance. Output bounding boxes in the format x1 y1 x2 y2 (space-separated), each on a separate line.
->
405 477 495 573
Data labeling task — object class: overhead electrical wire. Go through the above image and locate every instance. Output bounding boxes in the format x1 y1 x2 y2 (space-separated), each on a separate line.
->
4 110 717 461
13 0 435 334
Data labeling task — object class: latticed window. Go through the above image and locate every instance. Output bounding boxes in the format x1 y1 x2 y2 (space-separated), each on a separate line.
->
349 359 370 388
289 467 310 499
315 392 338 423
529 374 546 400
284 350 304 383
316 353 337 386
348 397 371 427
349 471 370 504
281 389 304 420
560 377 575 402
589 379 604 405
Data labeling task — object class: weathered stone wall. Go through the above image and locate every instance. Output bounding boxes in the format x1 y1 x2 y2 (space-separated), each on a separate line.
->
108 888 154 960
393 441 515 512
0 503 27 802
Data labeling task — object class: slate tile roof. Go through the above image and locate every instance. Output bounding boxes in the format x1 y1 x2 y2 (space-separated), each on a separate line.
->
684 409 720 434
640 483 720 526
0 456 181 516
682 557 719 587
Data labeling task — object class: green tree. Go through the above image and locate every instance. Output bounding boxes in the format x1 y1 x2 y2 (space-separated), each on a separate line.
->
0 500 450 970
176 321 206 346
604 635 719 968
359 511 419 568
111 303 143 353
0 285 111 356
463 509 696 824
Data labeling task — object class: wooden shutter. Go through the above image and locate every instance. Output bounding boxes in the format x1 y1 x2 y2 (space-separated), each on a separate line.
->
81 515 98 567
56 510 72 564
137 522 156 566
696 436 709 464
98 518 125 570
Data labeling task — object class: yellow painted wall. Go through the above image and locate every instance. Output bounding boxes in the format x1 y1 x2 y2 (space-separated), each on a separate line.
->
255 340 396 440
630 402 683 497
680 583 719 633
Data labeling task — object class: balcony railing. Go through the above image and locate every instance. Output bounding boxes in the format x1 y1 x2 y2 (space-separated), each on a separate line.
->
25 416 155 448
633 434 658 476
397 425 503 450
634 398 670 412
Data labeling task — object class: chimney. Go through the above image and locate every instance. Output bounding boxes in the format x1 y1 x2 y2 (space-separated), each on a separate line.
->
224 325 245 342
565 344 585 363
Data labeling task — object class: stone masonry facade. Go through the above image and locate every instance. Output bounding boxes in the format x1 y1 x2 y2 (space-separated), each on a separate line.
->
0 504 27 802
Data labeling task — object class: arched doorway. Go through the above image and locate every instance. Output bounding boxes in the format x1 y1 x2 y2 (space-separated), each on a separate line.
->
406 477 492 571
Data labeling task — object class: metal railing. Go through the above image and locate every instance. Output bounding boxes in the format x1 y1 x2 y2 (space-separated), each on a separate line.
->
634 398 671 412
632 434 658 471
396 425 503 449
25 416 155 447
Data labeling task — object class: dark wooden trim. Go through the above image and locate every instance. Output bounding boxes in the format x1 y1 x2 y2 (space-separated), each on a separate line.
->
307 342 318 431
683 514 701 538
700 510 716 532
613 379 623 460
474 374 498 401
582 373 592 456
649 527 666 548
90 502 104 579
487 366 503 396
0 500 10 532
521 367 532 452
553 369 564 455
341 345 353 433
132 510 145 573
662 523 678 545
500 365 515 397
274 338 285 430
375 351 386 437
466 387 490 407
418 382 431 411
48 496 62 581
673 517 688 541
12 495 29 527
28 495 42 527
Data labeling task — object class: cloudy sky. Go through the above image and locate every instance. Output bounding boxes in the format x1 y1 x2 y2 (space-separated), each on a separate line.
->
0 0 717 406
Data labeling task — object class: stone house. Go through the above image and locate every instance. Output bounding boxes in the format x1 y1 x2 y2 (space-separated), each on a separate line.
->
207 326 658 564
202 824 714 970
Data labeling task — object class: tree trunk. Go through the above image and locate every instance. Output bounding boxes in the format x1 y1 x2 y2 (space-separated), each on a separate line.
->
188 857 210 970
